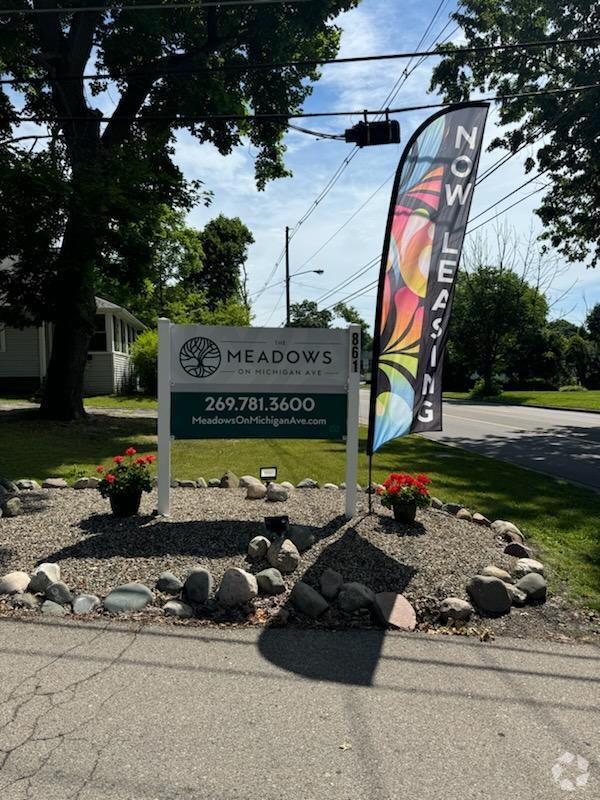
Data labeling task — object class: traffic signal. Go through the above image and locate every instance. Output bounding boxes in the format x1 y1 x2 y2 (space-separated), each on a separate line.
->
344 120 401 147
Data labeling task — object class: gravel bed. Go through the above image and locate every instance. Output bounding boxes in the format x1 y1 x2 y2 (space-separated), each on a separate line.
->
0 488 597 642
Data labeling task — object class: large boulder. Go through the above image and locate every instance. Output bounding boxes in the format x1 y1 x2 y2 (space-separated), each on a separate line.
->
246 483 267 500
256 568 285 595
12 593 39 610
2 497 22 517
491 520 524 543
248 536 270 560
442 503 462 515
472 512 491 526
296 478 319 489
456 508 473 522
239 475 262 488
290 582 328 618
338 582 375 612
373 593 416 630
0 478 18 497
320 568 343 600
42 478 68 489
220 471 239 489
267 538 301 574
482 566 513 583
42 600 67 616
504 542 531 559
183 568 213 604
156 572 183 594
288 524 316 553
72 478 90 489
466 575 512 615
323 483 339 491
266 483 288 503
103 583 154 614
163 600 194 619
439 597 473 622
218 568 258 607
45 581 73 606
0 571 30 595
196 477 207 488
73 594 101 614
280 481 295 492
514 558 544 577
515 573 547 603
15 480 40 491
28 562 60 594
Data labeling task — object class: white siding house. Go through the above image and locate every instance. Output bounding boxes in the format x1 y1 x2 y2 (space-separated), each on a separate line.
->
0 297 145 395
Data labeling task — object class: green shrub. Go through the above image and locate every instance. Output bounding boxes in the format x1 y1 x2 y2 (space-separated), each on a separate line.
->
559 384 588 392
469 378 503 399
131 330 158 395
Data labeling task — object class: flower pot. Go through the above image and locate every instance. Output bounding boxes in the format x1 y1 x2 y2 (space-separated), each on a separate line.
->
109 490 142 518
393 501 417 523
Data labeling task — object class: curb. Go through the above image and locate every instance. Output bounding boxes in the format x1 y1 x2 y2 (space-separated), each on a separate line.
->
442 398 600 415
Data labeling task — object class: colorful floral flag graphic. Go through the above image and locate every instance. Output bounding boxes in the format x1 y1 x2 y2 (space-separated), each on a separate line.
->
367 103 489 455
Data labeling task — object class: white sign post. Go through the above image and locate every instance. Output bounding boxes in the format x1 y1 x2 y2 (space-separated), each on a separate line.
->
157 321 360 519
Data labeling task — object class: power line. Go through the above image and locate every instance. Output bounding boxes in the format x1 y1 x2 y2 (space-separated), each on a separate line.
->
0 0 311 15
466 182 551 236
315 255 380 305
467 169 550 227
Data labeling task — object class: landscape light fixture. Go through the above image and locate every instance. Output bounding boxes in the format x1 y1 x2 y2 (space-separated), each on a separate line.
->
260 466 278 484
264 515 289 537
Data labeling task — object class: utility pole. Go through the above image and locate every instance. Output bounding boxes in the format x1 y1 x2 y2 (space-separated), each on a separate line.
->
285 225 290 327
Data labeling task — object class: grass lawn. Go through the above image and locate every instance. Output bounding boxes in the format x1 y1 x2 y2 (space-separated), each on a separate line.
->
444 390 600 412
2 411 599 610
0 393 158 409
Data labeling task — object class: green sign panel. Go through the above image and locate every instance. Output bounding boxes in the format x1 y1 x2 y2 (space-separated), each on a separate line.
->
171 392 347 440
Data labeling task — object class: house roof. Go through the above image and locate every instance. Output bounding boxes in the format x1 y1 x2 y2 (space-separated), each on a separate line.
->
95 297 145 329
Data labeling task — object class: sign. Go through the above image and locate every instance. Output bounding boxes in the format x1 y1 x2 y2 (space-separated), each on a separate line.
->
157 322 361 519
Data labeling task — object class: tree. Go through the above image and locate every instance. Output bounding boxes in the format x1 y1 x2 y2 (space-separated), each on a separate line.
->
0 0 357 419
333 302 373 351
565 335 593 385
183 215 254 311
586 304 600 344
288 300 333 329
431 1 600 265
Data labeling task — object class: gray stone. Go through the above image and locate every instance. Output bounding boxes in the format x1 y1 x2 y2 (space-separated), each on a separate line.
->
218 568 258 607
156 572 183 594
266 482 288 502
289 524 316 553
42 600 67 616
514 558 544 577
163 600 194 619
183 568 213 604
29 562 61 594
12 593 39 610
290 582 328 618
72 478 89 489
0 478 18 495
267 538 301 574
430 497 443 510
246 483 267 500
280 481 295 492
73 594 101 614
170 479 180 488
256 568 285 595
504 542 531 559
373 593 416 630
482 566 513 583
45 581 73 606
506 584 528 607
103 582 154 614
15 479 40 491
466 575 512 615
296 478 319 489
515 573 547 603
248 535 270 560
491 520 524 543
2 497 22 517
320 568 343 600
0 571 30 595
472 512 491 526
239 475 262 488
323 483 339 490
456 508 472 522
338 582 375 612
42 478 68 489
208 478 222 488
196 477 208 488
87 477 100 489
439 597 473 622
220 471 239 489
178 480 196 489
442 503 462 515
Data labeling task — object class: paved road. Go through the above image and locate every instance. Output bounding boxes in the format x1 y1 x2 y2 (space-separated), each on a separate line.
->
0 618 597 800
359 391 600 491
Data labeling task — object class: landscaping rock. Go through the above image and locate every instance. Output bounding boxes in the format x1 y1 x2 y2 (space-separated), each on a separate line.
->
288 524 316 553
290 582 328 618
266 482 288 502
256 568 285 595
12 593 39 610
482 566 513 583
239 475 261 488
439 597 473 622
491 520 524 543
178 480 196 489
0 478 18 495
218 568 258 607
506 585 528 607
72 594 101 614
248 535 270 560
15 479 40 491
207 479 221 488
373 592 416 630
45 581 73 606
42 600 67 616
515 573 547 603
0 571 30 595
338 582 375 612
514 558 544 577
456 508 473 522
29 562 60 594
183 569 213 604
170 480 180 488
103 582 154 614
442 503 462 515
472 512 491 526
504 542 531 559
296 478 319 489
466 575 512 615
267 538 301 573
323 483 339 490
2 497 22 517
156 572 183 594
73 478 89 489
196 477 207 488
280 481 295 492
163 599 194 619
220 471 239 489
320 568 343 600
246 483 267 500
430 497 443 510
42 478 68 489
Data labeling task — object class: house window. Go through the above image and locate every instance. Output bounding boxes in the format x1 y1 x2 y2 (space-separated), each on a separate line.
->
113 317 123 352
89 315 107 352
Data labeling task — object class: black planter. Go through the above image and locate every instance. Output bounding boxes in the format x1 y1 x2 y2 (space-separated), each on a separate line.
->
393 501 417 523
109 490 142 518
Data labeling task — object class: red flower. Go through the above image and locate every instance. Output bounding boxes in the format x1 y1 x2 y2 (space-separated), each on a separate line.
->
145 455 156 463
125 447 137 456
113 455 124 464
106 474 115 484
96 465 104 473
134 457 145 465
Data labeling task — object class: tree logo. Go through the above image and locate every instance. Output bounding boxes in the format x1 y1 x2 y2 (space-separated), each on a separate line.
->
179 337 221 378
551 752 590 791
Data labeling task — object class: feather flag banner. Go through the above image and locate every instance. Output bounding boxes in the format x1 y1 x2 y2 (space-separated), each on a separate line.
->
367 103 489 455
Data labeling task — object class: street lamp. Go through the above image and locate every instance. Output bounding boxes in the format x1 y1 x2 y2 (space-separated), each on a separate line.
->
285 225 325 326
